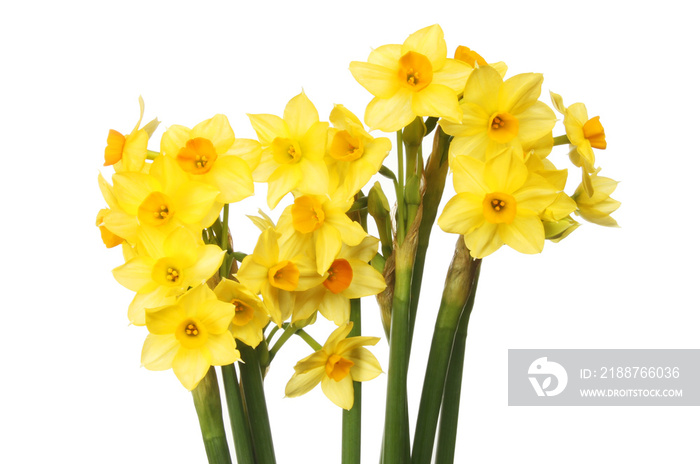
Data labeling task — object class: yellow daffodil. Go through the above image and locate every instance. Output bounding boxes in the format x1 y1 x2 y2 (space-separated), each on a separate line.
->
326 104 392 201
248 92 330 208
96 208 124 248
236 228 324 326
214 278 270 348
572 173 620 227
276 193 368 275
349 24 470 132
112 226 225 325
107 155 220 243
550 91 607 196
440 66 556 162
104 96 160 172
141 284 240 391
161 114 260 204
285 322 381 410
438 149 559 258
294 237 386 325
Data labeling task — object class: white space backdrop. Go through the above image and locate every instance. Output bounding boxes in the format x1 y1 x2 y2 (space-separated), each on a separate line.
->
1 1 698 463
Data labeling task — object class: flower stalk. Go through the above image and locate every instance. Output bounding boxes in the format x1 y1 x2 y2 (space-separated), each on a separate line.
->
342 298 363 464
221 364 256 464
412 238 481 464
191 367 233 464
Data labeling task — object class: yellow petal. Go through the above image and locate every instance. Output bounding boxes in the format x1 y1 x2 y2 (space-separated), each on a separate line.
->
438 193 484 235
349 61 400 99
206 332 240 365
345 346 382 381
342 260 386 299
410 84 461 122
173 347 212 391
206 156 254 203
401 24 446 70
431 58 471 93
145 304 187 335
315 226 342 275
227 137 262 171
464 223 503 258
498 210 544 254
191 114 235 153
285 366 325 397
267 164 302 209
284 92 319 140
367 44 401 69
160 124 192 158
364 91 414 132
141 334 179 371
499 73 544 115
112 256 155 293
463 66 501 115
321 374 355 409
248 113 288 145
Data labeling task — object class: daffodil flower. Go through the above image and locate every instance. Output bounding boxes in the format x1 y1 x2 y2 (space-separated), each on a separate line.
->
572 173 620 227
438 149 558 258
285 322 382 410
104 96 159 172
440 66 556 162
248 92 330 208
141 284 240 391
325 104 392 201
161 114 260 204
293 236 386 325
213 278 270 348
350 24 470 132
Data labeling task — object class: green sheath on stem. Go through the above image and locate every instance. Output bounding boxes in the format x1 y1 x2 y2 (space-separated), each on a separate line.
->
435 263 481 464
191 367 233 464
221 364 255 464
239 344 277 464
411 238 480 464
342 298 362 464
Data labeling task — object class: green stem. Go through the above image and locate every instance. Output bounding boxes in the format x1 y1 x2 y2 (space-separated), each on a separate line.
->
411 240 480 464
191 367 233 464
239 344 277 464
342 299 362 464
553 134 570 146
395 130 406 245
435 264 481 464
295 329 322 351
267 323 297 363
408 128 451 346
221 364 255 464
146 149 160 160
220 204 230 278
382 244 413 464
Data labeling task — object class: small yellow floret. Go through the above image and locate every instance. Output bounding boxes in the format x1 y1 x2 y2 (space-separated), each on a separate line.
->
231 299 255 326
323 259 353 294
138 192 173 226
330 130 364 162
487 112 519 144
177 137 218 174
291 196 325 233
104 129 126 166
582 116 607 150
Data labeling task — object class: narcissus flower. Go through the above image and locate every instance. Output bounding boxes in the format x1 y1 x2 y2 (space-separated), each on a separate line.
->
276 193 368 275
572 173 620 227
107 155 221 243
104 96 159 172
293 237 386 325
326 105 391 200
438 149 558 258
112 226 225 325
285 322 381 409
161 114 259 204
214 278 270 348
141 284 240 391
249 92 330 208
550 91 607 195
453 46 508 80
236 228 324 326
440 66 556 162
349 24 470 132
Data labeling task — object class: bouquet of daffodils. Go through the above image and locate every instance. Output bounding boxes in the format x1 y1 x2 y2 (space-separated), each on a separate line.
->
96 24 619 464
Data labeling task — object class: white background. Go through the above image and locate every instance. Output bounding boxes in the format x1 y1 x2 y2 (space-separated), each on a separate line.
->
2 1 698 462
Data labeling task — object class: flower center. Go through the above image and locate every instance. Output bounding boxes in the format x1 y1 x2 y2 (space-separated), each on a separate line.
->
330 130 364 162
231 299 255 326
582 116 607 150
184 322 199 336
272 137 302 164
153 258 184 286
138 191 173 226
268 260 300 291
323 259 353 294
104 129 126 166
398 51 433 92
177 137 218 174
325 354 355 382
487 112 519 144
482 192 517 224
291 195 326 233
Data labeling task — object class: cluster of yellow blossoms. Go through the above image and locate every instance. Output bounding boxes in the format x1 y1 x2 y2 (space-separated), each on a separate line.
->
97 23 619 411
97 94 387 403
350 24 618 258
